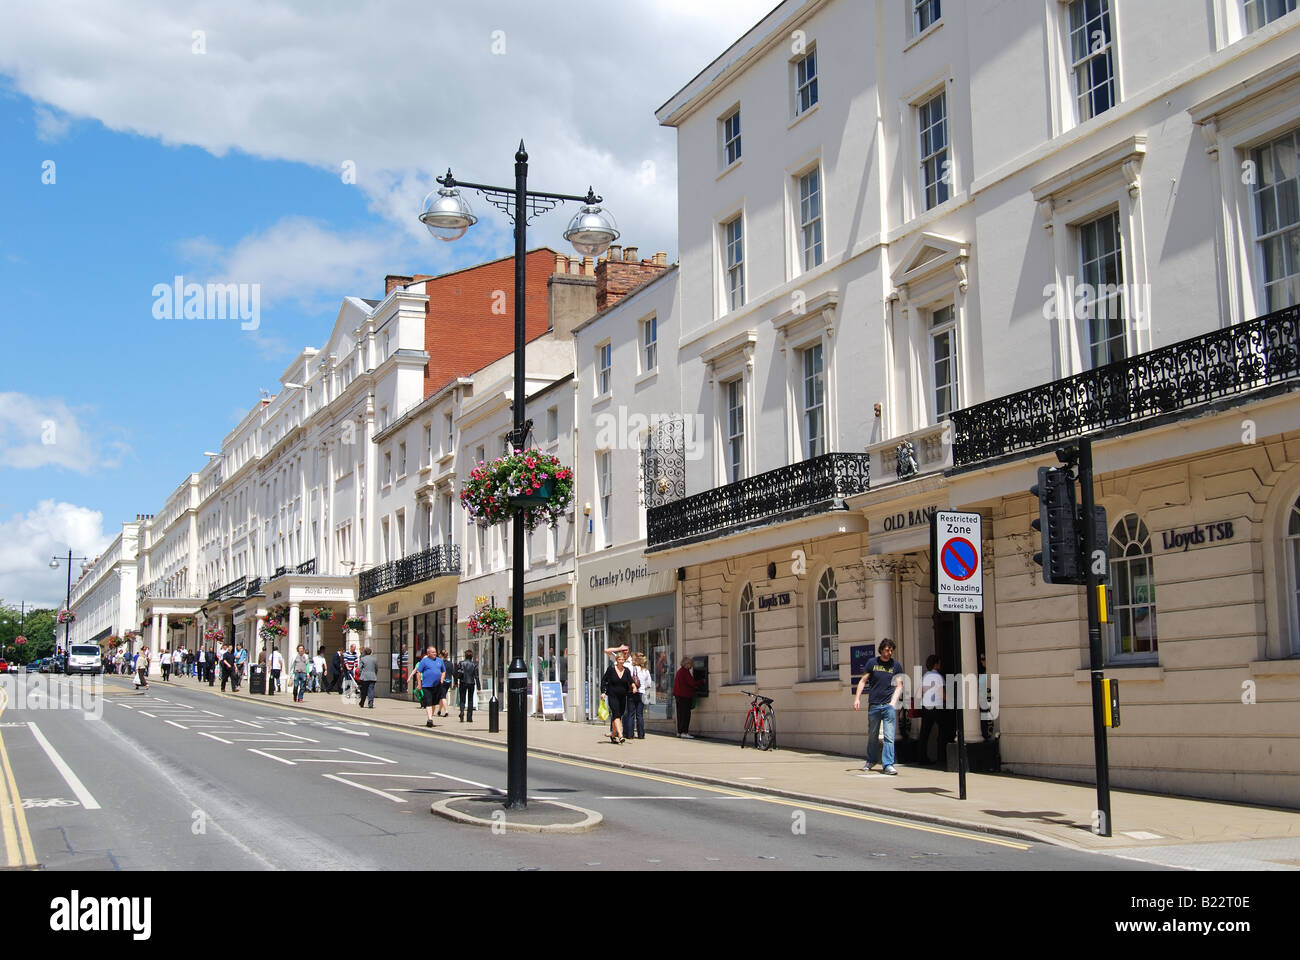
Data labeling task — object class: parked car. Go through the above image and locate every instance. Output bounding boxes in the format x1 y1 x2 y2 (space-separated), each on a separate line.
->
0 659 8 674
25 662 41 673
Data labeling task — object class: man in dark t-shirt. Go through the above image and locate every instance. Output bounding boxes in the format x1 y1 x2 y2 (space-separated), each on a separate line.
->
853 638 904 775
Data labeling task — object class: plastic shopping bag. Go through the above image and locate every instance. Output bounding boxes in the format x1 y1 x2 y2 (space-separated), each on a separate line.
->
597 698 610 723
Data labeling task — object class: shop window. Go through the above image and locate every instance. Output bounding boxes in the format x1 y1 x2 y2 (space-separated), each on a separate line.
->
1108 513 1158 661
1286 493 1300 654
737 583 756 681
816 568 839 678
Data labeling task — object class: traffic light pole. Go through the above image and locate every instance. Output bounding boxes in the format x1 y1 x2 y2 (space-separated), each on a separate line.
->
1077 438 1112 837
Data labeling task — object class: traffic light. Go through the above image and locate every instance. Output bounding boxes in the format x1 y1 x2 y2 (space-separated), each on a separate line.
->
1030 466 1084 584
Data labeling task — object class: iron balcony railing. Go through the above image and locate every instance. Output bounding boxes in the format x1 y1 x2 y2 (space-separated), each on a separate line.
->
246 577 263 597
646 453 871 550
296 558 317 575
272 565 287 579
358 543 461 602
951 305 1300 467
207 575 247 602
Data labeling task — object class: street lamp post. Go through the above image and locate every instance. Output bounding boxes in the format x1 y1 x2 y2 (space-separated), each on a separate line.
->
421 142 618 810
50 551 90 656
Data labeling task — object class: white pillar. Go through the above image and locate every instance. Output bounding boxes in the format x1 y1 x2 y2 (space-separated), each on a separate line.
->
288 602 301 667
872 571 894 646
959 612 982 742
155 614 167 675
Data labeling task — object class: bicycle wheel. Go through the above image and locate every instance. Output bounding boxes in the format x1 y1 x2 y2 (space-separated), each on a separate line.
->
756 703 775 750
741 712 755 749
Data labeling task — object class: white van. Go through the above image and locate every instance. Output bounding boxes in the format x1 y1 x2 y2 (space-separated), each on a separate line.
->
66 644 102 676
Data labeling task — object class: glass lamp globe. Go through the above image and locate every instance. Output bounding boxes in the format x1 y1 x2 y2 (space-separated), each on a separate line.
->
420 185 478 242
563 203 620 257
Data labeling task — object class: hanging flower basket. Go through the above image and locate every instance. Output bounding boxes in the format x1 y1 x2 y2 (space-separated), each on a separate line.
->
170 619 186 630
104 635 119 647
259 619 289 645
312 607 335 622
203 627 225 643
123 630 140 643
142 616 153 629
459 448 573 531
344 616 366 631
15 635 27 646
467 604 510 638
57 609 75 624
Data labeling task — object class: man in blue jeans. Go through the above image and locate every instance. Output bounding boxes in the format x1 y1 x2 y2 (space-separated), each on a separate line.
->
853 638 904 775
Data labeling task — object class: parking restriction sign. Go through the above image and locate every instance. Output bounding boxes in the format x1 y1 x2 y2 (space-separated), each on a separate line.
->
931 511 983 613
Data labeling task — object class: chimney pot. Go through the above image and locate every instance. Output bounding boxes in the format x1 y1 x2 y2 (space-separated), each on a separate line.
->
625 246 638 261
607 244 621 261
653 251 667 266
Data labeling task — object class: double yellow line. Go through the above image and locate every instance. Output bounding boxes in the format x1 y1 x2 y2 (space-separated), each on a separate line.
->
0 685 39 868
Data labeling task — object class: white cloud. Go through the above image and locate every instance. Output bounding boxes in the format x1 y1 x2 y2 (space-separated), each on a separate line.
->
0 393 130 473
0 0 775 266
33 104 71 141
0 500 111 608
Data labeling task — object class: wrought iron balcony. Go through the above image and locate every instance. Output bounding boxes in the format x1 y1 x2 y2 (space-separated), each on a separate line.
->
358 543 461 602
246 577 263 597
646 453 871 550
296 558 317 575
272 565 287 579
207 575 247 602
951 305 1300 467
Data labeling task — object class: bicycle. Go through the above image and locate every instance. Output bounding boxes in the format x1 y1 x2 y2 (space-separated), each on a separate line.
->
740 690 776 750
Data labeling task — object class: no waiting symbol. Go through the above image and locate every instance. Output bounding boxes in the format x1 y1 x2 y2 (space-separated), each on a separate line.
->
941 537 977 581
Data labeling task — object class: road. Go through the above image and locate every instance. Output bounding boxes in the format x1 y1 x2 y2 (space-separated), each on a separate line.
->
0 673 1165 871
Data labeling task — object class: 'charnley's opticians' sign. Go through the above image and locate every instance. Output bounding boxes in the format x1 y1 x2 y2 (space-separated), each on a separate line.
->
589 562 653 591
1160 520 1238 552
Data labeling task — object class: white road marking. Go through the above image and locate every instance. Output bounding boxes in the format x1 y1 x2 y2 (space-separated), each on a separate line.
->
198 732 233 745
602 795 697 800
232 719 262 728
247 749 295 765
431 771 500 792
165 720 188 730
201 710 223 717
25 722 101 811
138 711 156 718
322 774 408 803
323 725 369 737
340 748 395 764
117 703 134 710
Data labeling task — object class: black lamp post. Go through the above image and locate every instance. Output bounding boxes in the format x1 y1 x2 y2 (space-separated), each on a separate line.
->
50 551 90 657
421 142 618 810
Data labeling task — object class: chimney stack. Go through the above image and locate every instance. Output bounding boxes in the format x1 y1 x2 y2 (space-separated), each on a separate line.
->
594 241 670 312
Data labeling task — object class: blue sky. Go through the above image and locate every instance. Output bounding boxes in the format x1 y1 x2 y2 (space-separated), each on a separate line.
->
0 0 774 606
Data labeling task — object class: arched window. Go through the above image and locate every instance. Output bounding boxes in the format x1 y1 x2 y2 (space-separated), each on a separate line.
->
1109 513 1157 660
737 583 756 681
1287 495 1300 655
816 568 839 677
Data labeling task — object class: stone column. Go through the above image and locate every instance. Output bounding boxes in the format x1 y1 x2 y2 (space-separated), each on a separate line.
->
155 614 168 676
288 602 301 670
959 612 982 742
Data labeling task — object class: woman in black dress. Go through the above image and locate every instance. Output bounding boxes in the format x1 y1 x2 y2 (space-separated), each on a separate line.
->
601 651 636 744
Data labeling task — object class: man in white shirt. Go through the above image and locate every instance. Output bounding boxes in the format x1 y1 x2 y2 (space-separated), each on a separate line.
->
269 647 285 694
161 647 172 682
312 647 327 693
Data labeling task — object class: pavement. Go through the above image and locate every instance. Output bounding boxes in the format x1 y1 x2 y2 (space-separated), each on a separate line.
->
140 674 1300 864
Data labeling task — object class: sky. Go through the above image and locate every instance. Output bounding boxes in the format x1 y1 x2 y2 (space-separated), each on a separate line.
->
0 0 777 607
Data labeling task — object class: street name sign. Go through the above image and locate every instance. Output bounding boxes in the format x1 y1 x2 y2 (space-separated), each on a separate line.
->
931 511 983 613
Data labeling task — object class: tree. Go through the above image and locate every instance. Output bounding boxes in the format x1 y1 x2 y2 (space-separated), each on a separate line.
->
0 602 57 665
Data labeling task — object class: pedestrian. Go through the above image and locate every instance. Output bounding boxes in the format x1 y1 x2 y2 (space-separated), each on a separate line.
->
328 647 343 693
413 646 445 727
161 647 172 682
136 644 151 691
673 656 699 738
853 637 904 775
436 648 453 717
291 644 311 702
342 643 359 701
269 646 284 694
624 652 651 740
457 648 480 723
919 654 945 765
220 644 236 692
600 650 634 745
234 643 247 690
357 646 379 708
312 646 327 694
205 645 219 686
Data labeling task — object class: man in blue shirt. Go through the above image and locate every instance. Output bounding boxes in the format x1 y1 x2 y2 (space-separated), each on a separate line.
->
853 638 904 775
414 646 445 728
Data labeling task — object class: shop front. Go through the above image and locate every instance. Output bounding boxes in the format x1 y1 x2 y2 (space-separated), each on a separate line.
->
520 586 571 716
578 552 678 727
375 581 458 700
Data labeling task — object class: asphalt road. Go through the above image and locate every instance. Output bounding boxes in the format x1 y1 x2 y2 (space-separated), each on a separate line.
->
0 673 1166 871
